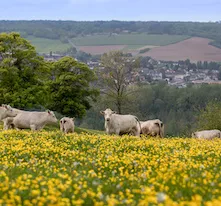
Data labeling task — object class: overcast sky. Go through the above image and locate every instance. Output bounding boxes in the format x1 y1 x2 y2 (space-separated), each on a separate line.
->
0 0 221 22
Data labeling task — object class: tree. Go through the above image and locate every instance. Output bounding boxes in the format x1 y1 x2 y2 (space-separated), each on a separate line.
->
99 51 140 114
0 32 49 108
218 69 221 80
197 61 203 70
47 56 99 118
197 102 221 131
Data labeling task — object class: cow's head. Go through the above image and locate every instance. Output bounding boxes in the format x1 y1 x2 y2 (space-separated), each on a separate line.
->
100 108 116 122
47 110 58 123
2 104 13 111
1 104 17 118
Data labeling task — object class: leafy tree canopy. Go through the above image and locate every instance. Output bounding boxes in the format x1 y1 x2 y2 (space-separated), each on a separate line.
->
0 32 49 108
47 56 99 118
197 101 221 131
99 50 140 114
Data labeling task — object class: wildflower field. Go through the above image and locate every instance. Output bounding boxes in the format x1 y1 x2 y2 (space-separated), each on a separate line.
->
0 130 221 206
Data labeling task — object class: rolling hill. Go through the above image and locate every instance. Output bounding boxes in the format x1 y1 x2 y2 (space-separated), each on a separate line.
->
25 34 221 62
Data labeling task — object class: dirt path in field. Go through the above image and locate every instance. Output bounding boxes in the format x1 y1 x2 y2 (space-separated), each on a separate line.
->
141 37 221 62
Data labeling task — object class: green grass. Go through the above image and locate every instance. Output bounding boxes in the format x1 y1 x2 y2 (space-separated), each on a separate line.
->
0 122 104 135
43 123 105 134
71 34 190 46
26 36 71 53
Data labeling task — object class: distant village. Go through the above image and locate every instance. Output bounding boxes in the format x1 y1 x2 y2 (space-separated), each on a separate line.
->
43 53 221 88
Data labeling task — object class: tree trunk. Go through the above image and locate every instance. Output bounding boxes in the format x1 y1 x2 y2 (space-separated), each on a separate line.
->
116 97 122 114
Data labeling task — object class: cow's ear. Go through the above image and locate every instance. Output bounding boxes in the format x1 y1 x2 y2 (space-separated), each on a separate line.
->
112 111 116 114
72 117 75 121
47 110 51 115
5 105 12 110
100 111 104 115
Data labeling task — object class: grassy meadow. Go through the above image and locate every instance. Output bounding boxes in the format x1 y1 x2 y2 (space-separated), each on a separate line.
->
0 130 221 205
26 36 71 53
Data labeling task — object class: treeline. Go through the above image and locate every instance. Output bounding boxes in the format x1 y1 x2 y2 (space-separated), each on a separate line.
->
80 83 221 136
140 57 221 71
1 20 221 48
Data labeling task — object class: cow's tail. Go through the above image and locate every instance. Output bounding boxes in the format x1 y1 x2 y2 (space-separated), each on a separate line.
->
135 116 142 135
160 122 164 138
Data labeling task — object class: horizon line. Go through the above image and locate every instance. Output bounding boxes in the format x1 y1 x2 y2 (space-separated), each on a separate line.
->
0 19 220 23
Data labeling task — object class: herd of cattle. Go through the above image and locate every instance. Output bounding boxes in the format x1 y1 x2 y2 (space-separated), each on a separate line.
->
0 105 220 139
0 104 73 134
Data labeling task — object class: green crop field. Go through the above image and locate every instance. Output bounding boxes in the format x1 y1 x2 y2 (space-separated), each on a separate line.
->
26 36 71 53
72 34 190 47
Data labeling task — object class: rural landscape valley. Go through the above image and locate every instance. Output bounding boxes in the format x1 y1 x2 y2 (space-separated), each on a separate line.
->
24 30 221 62
1 0 221 205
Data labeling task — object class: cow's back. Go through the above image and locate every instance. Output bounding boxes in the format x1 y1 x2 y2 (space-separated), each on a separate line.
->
112 114 137 132
140 119 164 137
13 111 45 128
106 114 139 135
61 117 75 133
194 130 221 139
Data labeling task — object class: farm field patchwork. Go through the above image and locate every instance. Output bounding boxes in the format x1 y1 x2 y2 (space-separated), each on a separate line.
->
73 34 189 55
26 36 71 53
72 34 190 46
142 37 221 62
24 34 189 54
0 130 221 205
79 45 160 55
78 45 126 55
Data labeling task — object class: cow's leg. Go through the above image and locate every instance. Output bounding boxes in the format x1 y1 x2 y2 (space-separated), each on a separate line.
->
3 123 8 130
133 125 141 137
115 129 120 136
36 125 45 131
134 128 140 137
30 124 37 131
60 124 63 132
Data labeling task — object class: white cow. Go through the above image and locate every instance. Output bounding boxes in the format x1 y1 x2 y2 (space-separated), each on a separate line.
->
100 108 141 137
192 130 221 140
2 107 23 130
60 117 75 134
12 110 58 130
0 104 17 120
140 119 164 138
2 117 15 130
